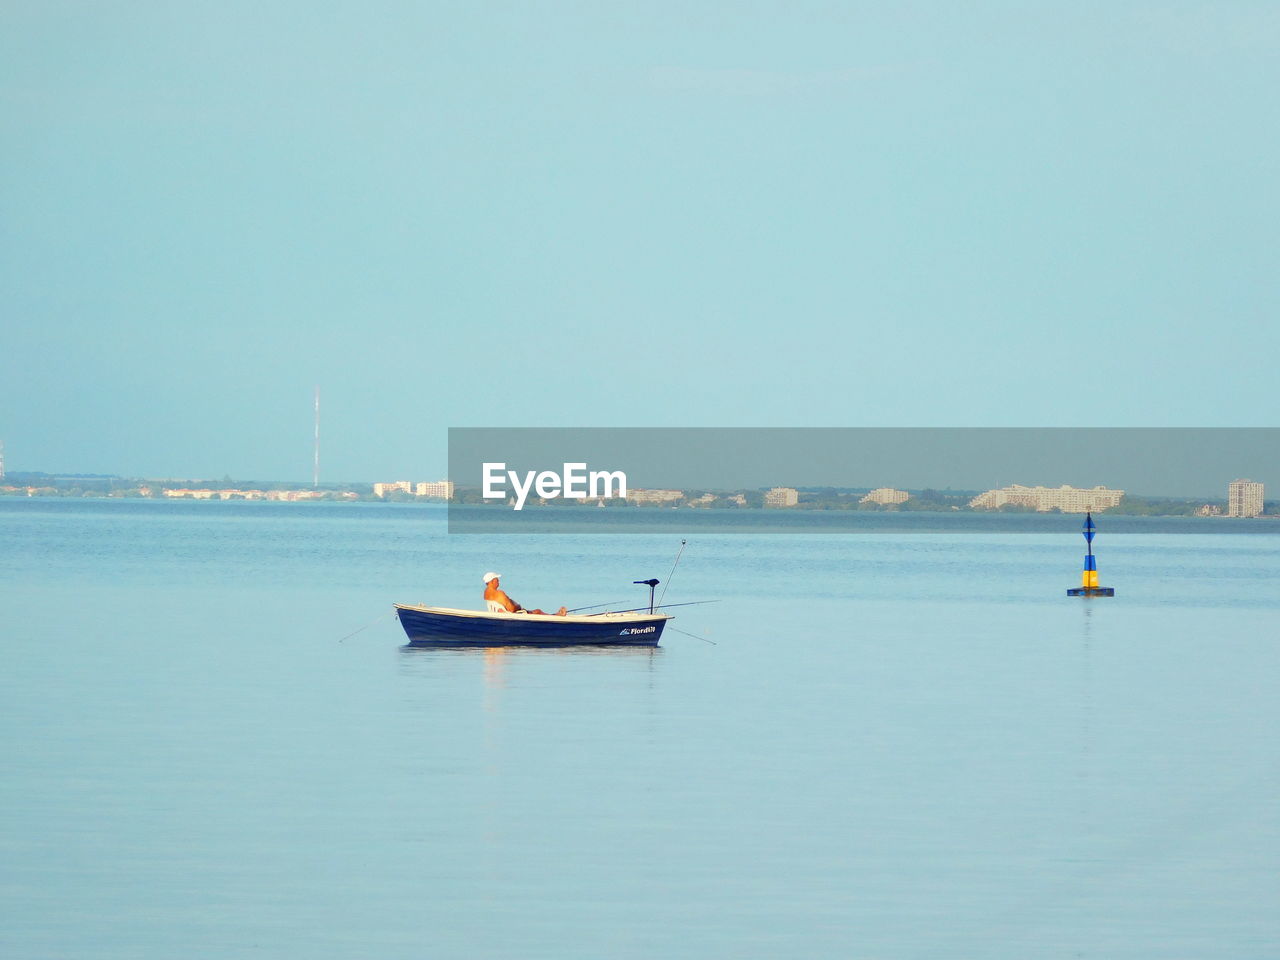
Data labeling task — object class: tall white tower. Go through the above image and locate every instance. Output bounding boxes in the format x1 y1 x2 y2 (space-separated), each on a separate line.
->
313 387 320 488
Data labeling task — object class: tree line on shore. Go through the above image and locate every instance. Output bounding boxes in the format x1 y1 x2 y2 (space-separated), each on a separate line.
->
3 475 1270 516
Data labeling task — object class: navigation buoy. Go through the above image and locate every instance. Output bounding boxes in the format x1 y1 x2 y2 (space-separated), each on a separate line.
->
1067 510 1115 597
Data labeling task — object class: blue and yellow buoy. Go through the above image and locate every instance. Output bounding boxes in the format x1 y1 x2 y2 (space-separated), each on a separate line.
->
1067 510 1115 597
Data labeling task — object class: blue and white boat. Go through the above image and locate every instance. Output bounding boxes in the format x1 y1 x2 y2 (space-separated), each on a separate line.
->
395 604 671 647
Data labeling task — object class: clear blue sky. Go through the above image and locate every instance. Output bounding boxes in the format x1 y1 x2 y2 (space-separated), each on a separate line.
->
2 2 1276 481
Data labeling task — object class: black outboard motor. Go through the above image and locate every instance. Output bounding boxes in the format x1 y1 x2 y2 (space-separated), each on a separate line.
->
633 578 660 614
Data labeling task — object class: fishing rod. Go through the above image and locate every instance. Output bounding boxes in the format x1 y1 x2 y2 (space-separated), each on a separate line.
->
609 599 720 615
565 599 628 614
656 539 686 610
667 625 716 645
338 610 392 642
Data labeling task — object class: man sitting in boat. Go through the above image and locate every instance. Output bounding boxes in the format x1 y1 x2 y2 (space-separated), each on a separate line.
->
483 572 567 616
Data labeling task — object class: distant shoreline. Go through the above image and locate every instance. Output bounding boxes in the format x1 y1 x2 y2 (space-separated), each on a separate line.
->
4 486 1273 520
4 497 1278 535
2 473 1274 520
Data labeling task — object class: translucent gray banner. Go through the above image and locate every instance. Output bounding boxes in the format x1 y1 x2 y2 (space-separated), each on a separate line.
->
447 428 1279 534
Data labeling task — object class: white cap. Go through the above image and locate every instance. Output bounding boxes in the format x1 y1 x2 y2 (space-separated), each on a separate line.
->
482 571 501 584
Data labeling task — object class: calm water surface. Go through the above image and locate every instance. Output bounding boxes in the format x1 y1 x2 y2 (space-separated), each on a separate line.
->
2 500 1277 959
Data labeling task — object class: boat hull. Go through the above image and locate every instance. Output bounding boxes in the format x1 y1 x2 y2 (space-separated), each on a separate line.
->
395 605 669 647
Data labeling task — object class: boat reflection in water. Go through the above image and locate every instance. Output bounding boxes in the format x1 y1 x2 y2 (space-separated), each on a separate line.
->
397 626 665 709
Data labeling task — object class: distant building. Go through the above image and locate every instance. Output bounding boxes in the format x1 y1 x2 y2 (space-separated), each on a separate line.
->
764 487 799 508
1197 503 1223 517
374 480 454 499
266 489 324 502
969 484 1124 513
159 487 336 502
627 488 684 504
1227 479 1264 518
414 480 454 500
196 489 268 500
861 487 910 506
